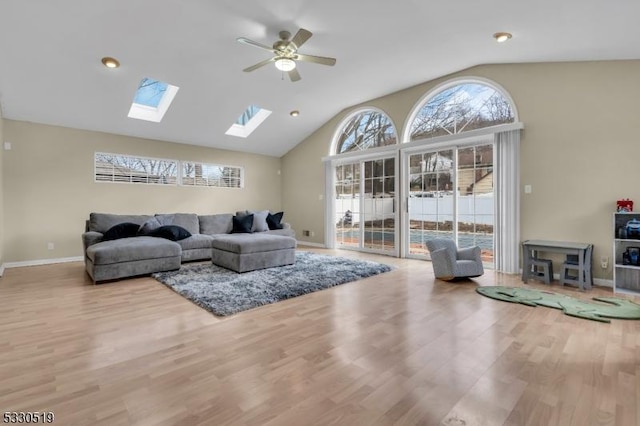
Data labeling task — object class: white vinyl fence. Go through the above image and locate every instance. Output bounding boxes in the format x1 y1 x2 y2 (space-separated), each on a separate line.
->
336 194 494 225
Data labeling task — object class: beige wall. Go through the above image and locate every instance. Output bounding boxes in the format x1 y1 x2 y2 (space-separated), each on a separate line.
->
3 120 282 262
0 110 4 272
282 60 640 281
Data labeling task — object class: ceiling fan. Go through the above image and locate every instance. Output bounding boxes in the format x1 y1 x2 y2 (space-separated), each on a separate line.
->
237 28 336 82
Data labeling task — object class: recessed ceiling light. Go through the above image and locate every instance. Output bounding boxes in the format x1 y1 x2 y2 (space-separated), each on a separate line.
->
101 57 120 68
290 110 299 117
493 32 512 43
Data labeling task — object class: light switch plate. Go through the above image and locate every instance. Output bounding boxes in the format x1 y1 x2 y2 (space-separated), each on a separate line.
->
3 142 11 150
524 185 532 194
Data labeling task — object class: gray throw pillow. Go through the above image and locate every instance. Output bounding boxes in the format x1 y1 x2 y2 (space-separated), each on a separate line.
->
249 210 269 232
138 217 162 235
154 214 176 226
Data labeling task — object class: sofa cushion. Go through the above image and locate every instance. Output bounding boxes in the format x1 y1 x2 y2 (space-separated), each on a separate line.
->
86 236 181 265
155 213 200 235
249 210 270 232
89 213 152 233
232 214 253 233
177 234 214 251
211 233 296 254
149 225 192 241
102 222 141 241
264 228 295 237
138 217 163 235
267 212 284 230
199 214 233 235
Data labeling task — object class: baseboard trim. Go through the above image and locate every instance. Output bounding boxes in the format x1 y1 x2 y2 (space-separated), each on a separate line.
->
593 278 613 288
0 264 5 277
518 270 613 288
547 273 613 288
4 256 84 269
296 241 326 248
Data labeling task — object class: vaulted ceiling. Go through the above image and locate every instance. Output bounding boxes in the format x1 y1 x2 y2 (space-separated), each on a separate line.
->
1 0 639 157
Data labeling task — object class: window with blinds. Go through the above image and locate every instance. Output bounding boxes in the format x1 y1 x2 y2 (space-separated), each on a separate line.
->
94 152 178 185
181 161 243 188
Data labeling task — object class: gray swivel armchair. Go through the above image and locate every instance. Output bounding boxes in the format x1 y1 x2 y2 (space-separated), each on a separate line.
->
425 238 484 281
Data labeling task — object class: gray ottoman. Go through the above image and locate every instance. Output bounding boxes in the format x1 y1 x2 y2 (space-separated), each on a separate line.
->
85 236 182 283
211 234 296 273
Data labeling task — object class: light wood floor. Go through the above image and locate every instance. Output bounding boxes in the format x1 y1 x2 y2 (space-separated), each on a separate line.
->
1 248 639 426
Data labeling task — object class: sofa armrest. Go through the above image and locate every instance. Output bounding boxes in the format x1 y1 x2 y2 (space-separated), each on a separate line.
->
457 246 482 262
82 231 103 251
430 247 456 279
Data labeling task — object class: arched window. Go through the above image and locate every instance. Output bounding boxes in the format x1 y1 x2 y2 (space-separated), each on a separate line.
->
334 109 397 154
408 82 515 141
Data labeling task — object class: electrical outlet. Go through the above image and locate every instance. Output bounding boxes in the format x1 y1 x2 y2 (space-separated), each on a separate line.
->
47 242 55 250
3 142 11 150
310 231 315 237
600 256 609 269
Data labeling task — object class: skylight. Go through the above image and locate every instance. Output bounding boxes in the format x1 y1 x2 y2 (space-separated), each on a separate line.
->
225 105 272 138
128 78 179 123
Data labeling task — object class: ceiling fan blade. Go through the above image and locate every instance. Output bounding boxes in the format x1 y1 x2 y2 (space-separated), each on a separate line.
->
288 68 301 82
236 37 276 53
295 53 336 66
243 57 275 72
291 28 312 48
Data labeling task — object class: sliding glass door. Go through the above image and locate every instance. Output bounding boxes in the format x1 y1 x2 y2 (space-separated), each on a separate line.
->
407 149 454 256
335 155 398 255
404 143 494 265
456 144 494 264
335 162 360 248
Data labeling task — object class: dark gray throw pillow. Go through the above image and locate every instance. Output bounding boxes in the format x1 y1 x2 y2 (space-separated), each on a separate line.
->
232 214 254 233
149 225 192 241
267 212 284 230
102 222 141 241
138 217 163 235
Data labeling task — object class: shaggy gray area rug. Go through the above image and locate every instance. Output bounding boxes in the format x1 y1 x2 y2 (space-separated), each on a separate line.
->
152 251 392 316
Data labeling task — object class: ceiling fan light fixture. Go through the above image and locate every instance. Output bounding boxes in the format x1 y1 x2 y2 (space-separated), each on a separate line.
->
493 32 512 43
101 56 120 68
275 58 296 72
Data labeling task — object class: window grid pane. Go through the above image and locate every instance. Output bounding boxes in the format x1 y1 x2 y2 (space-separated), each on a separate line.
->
181 162 243 189
410 83 514 141
94 152 177 185
336 110 397 154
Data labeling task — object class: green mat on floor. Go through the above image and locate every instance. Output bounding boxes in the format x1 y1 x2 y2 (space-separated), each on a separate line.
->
476 286 640 323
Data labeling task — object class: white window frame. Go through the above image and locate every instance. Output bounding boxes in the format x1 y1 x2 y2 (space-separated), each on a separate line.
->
329 107 399 155
323 76 523 273
225 107 272 138
180 161 244 189
401 76 519 143
94 152 178 185
127 79 180 123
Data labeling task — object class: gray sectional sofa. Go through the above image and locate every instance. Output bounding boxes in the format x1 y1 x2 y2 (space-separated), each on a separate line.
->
83 212 295 283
